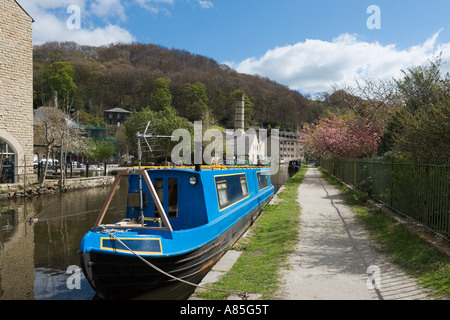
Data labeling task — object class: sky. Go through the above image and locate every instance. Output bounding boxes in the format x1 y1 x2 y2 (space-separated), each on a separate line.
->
17 0 450 96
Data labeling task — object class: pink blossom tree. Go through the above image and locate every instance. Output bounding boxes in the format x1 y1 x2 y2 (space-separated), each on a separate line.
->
300 114 382 159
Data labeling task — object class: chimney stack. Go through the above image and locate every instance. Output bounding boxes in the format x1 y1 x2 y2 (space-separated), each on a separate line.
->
234 93 245 131
51 91 58 108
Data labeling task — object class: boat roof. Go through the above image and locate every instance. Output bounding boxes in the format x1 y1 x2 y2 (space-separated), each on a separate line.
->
133 165 270 173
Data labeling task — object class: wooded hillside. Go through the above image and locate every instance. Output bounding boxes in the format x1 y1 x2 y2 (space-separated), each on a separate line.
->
33 41 323 130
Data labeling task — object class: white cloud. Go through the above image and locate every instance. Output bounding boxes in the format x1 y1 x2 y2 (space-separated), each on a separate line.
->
135 0 212 13
18 0 135 46
90 0 127 22
135 0 174 14
226 31 450 94
198 0 214 9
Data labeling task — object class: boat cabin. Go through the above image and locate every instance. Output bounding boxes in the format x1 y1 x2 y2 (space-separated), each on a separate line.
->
125 168 271 231
94 167 273 233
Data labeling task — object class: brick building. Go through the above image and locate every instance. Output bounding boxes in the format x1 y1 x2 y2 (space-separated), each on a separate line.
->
0 0 34 183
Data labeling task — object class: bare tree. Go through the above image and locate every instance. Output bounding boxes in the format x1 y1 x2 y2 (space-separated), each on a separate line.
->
34 107 89 187
34 107 64 186
332 77 400 130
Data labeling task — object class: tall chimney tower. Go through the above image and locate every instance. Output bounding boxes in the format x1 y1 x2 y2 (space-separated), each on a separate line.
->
51 90 58 108
234 93 245 131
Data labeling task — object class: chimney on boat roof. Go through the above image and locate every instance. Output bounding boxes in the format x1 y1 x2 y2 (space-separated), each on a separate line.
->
234 93 245 131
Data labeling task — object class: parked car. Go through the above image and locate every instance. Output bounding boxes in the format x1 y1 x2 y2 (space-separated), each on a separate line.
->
38 159 59 169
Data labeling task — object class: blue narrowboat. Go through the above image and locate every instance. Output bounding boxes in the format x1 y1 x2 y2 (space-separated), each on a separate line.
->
79 166 274 299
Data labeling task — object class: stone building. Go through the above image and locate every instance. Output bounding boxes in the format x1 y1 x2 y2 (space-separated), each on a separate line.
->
279 131 303 161
0 0 34 183
104 108 131 126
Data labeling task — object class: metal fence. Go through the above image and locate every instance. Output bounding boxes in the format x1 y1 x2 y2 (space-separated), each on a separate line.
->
0 162 111 185
320 158 450 239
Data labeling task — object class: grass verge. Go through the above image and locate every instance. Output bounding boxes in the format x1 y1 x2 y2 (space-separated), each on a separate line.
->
197 165 308 300
318 166 450 300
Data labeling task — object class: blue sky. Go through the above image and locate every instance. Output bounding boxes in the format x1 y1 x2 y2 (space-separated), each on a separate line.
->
18 0 450 94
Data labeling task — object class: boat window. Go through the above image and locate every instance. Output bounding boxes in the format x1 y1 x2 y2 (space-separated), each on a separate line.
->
154 178 164 216
168 178 178 218
257 171 269 190
240 177 249 197
216 181 229 207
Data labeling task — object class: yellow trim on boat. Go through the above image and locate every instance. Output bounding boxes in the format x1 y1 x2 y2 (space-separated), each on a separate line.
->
100 237 163 255
214 172 250 212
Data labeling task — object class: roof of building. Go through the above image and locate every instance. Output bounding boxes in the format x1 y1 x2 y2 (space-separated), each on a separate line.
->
13 0 34 22
34 107 78 128
104 108 131 114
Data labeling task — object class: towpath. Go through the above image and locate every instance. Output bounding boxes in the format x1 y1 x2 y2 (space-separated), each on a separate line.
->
277 166 431 300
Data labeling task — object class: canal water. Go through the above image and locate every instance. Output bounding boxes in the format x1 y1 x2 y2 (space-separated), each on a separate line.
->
0 164 289 300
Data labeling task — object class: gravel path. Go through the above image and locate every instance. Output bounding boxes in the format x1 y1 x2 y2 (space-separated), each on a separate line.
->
277 166 431 300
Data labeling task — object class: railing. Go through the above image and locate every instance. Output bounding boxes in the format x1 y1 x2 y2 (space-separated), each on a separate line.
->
320 158 450 239
0 162 112 185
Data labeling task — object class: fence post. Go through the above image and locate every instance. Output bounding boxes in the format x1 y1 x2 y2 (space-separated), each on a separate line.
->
24 155 26 194
390 160 394 207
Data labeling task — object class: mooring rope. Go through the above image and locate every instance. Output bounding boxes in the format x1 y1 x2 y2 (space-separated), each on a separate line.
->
29 206 127 223
98 226 249 300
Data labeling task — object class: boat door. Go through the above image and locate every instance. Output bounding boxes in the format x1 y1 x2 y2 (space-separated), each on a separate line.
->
151 176 181 230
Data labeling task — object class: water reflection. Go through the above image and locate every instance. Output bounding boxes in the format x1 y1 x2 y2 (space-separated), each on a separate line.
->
0 179 127 300
0 165 290 300
271 163 290 193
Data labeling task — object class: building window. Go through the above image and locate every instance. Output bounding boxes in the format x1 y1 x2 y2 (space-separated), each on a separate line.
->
240 177 249 197
0 139 16 184
217 181 229 207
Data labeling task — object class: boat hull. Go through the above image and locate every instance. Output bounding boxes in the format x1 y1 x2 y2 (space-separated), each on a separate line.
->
80 197 271 299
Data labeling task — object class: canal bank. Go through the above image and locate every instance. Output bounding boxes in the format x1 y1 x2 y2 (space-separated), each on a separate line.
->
189 185 287 301
0 176 115 200
0 166 136 200
189 166 306 300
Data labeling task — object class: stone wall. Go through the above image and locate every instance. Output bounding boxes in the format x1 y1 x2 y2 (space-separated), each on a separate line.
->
0 176 115 200
0 0 34 182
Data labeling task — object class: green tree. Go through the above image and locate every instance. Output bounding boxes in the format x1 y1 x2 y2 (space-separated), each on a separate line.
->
395 58 447 112
124 106 193 163
45 62 77 114
77 110 106 126
385 57 450 160
85 140 116 162
124 107 157 151
176 82 210 121
148 78 172 112
156 106 194 162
